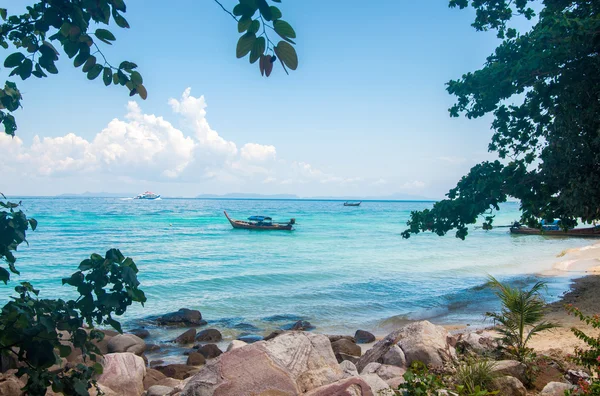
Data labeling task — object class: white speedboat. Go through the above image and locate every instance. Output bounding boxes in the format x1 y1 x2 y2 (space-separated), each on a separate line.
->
134 191 161 200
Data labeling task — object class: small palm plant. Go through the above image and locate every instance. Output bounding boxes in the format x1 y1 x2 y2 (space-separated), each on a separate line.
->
485 276 557 362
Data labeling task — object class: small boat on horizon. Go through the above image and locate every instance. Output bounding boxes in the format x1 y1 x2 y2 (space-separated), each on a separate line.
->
343 201 361 207
510 222 600 238
134 191 161 200
224 211 295 230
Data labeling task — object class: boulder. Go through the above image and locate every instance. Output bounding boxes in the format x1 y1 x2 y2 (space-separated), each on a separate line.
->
144 368 167 390
232 323 260 332
146 385 174 396
174 329 196 344
360 373 393 395
332 339 362 363
540 382 576 395
264 330 285 341
282 320 315 331
226 340 247 351
156 309 205 326
186 352 206 366
490 360 526 383
337 353 360 365
0 373 24 396
195 329 222 343
385 376 405 389
182 332 343 395
158 378 183 388
97 353 145 396
107 333 146 355
303 377 375 396
92 329 119 355
381 345 406 368
455 331 497 353
567 369 590 384
355 330 376 344
129 328 150 339
361 363 405 381
328 335 356 344
237 334 263 343
356 321 455 372
150 360 165 368
340 360 359 378
196 344 222 359
146 344 161 352
490 376 526 396
155 364 200 380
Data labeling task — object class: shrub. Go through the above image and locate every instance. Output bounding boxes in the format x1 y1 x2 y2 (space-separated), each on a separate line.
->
454 358 498 395
564 305 600 395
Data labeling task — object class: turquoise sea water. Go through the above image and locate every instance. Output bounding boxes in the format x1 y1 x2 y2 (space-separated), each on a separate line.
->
2 198 593 362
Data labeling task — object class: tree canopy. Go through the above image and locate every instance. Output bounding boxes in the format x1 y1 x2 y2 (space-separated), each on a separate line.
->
0 0 297 136
403 0 600 239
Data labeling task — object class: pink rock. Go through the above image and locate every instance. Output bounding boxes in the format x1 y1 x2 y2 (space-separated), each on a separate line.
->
97 353 146 396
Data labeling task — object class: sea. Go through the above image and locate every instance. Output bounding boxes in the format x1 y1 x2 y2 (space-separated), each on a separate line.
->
2 197 593 363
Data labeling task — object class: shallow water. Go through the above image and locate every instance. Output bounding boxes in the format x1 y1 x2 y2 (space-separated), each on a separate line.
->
2 198 592 363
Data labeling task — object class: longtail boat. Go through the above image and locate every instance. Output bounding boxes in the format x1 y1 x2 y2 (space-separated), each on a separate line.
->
510 225 600 238
343 201 361 207
224 211 295 231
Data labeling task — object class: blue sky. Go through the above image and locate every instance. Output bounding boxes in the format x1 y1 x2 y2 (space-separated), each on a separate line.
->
1 0 527 198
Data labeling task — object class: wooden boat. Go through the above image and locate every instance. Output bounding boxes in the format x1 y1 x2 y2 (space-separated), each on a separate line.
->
224 211 295 231
510 225 600 238
343 201 361 207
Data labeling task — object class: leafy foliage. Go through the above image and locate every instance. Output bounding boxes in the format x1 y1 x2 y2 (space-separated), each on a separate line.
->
454 358 498 395
0 197 146 395
565 305 600 395
398 361 444 395
219 0 298 76
403 0 600 239
485 276 556 362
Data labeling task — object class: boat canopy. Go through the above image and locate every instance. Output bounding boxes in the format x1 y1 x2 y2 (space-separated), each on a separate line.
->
248 216 272 222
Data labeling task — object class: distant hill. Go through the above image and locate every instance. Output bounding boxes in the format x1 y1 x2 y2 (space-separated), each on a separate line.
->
58 191 135 198
196 193 300 199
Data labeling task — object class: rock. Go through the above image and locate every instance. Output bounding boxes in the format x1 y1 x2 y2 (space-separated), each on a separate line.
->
332 338 362 362
567 369 590 384
182 331 343 395
264 330 285 341
232 323 260 331
92 329 119 355
356 321 455 372
155 364 200 380
97 353 145 396
540 382 577 395
158 378 183 388
156 309 205 326
146 344 161 352
340 360 359 378
490 376 526 396
107 333 146 355
374 365 404 381
144 368 167 390
150 360 165 367
360 373 393 395
237 334 263 343
195 329 222 343
303 377 375 396
129 328 150 339
381 345 406 368
385 376 405 389
455 331 497 353
491 360 526 383
174 329 196 344
186 352 206 366
337 353 360 365
355 330 376 344
328 335 356 344
282 320 315 331
146 385 174 396
196 344 222 359
226 340 247 351
0 373 24 396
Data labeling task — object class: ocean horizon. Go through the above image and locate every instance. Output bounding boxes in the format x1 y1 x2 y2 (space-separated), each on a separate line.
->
2 197 592 363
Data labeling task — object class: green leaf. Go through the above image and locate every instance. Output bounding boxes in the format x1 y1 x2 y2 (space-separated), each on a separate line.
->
270 6 282 20
238 16 252 33
113 11 130 29
0 8 7 20
273 20 296 40
274 41 298 70
18 59 33 80
248 20 260 34
82 56 97 73
0 267 9 284
95 29 116 44
58 344 72 358
4 52 25 68
249 37 265 64
257 0 272 21
28 218 37 231
233 4 254 17
130 71 143 86
103 68 112 86
236 33 256 58
137 84 148 100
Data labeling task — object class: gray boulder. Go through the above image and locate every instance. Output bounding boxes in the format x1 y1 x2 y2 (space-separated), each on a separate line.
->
129 328 150 339
340 360 359 378
186 352 206 366
196 344 222 359
195 329 222 343
540 382 577 395
226 340 247 351
355 330 376 344
175 329 196 344
356 321 455 372
303 377 374 396
157 309 205 326
360 373 394 395
146 385 174 396
332 338 362 363
490 360 526 383
456 331 498 353
490 376 526 396
182 332 343 395
107 334 146 355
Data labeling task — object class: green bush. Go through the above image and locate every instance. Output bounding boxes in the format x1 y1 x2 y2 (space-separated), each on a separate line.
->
564 305 600 395
454 359 498 395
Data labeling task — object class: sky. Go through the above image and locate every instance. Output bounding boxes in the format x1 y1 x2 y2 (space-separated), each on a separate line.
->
0 0 531 198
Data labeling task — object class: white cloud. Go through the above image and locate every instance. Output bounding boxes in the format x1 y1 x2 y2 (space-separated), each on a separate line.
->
2 88 378 194
401 180 426 190
438 156 467 164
